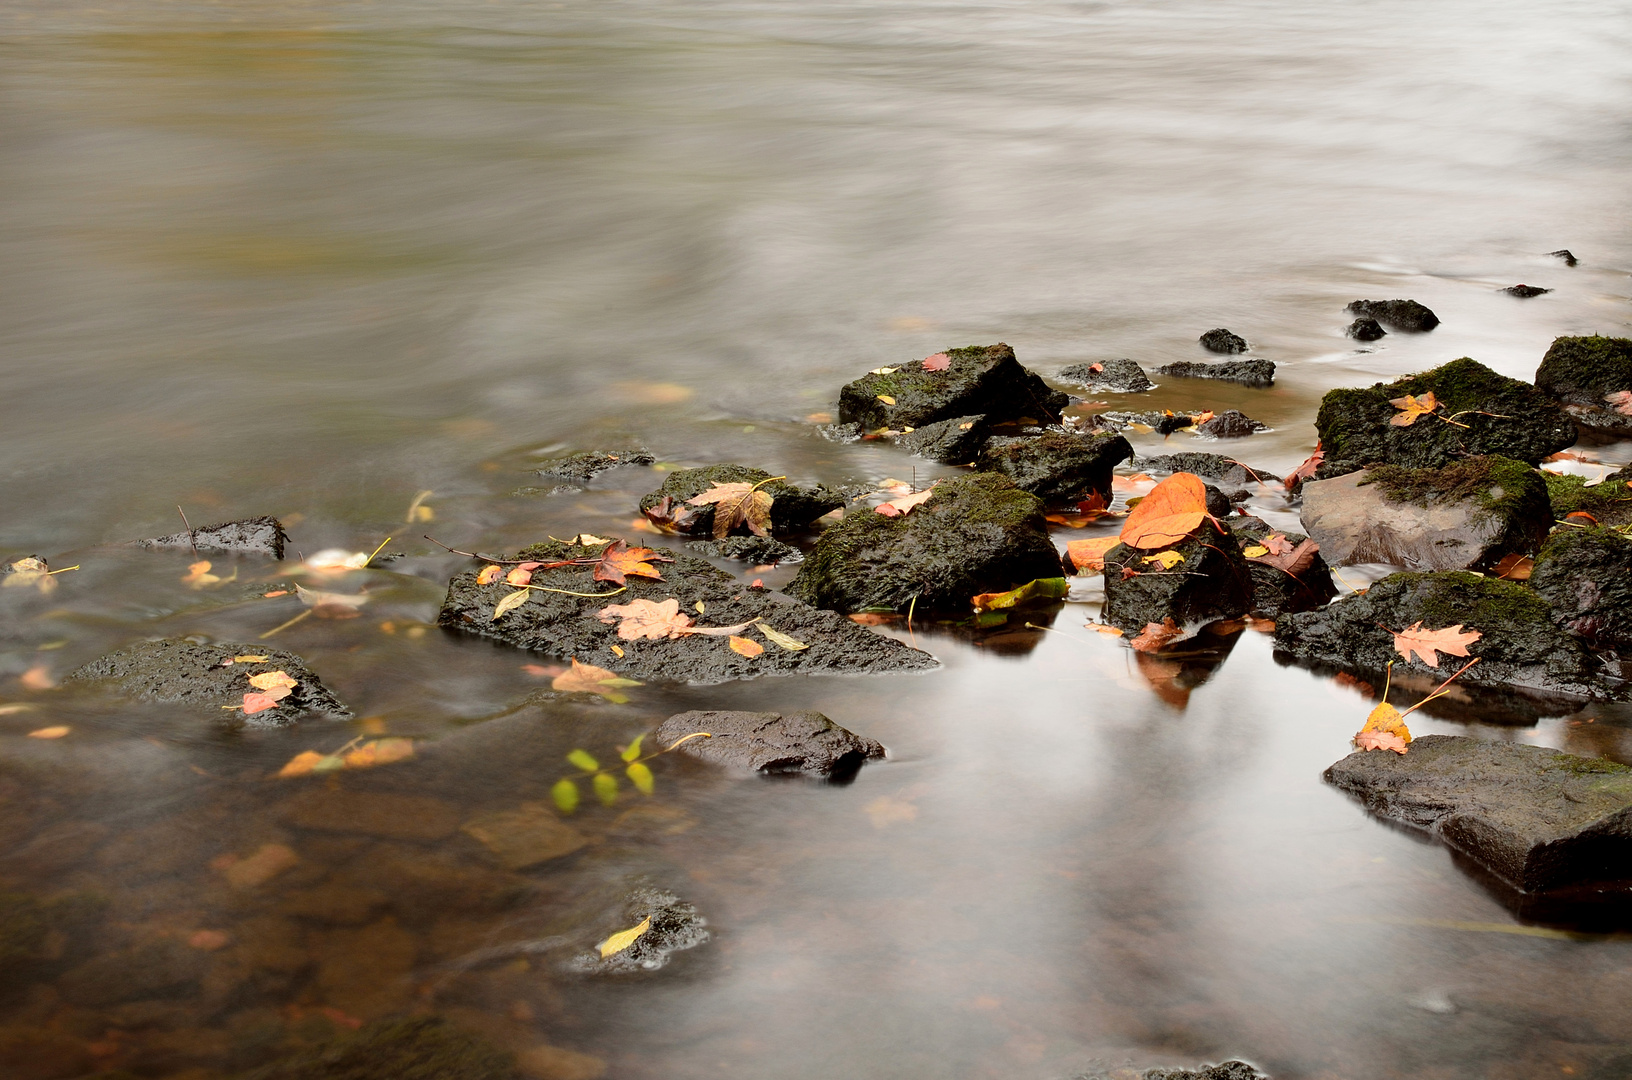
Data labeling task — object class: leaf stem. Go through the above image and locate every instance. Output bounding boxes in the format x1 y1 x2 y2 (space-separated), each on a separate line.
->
363 536 392 568
259 608 312 640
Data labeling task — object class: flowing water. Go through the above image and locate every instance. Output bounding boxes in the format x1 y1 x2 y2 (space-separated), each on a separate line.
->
3 0 1632 1077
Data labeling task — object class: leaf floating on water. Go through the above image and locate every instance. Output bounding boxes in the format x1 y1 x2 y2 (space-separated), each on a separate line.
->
1393 621 1481 667
593 772 619 806
303 549 373 574
1388 391 1439 427
921 352 950 371
728 635 764 657
277 750 329 777
970 577 1069 612
757 624 809 651
0 704 37 715
183 560 222 588
26 726 69 739
492 589 531 621
1120 472 1215 549
295 583 370 609
567 748 601 772
598 597 694 640
1129 618 1189 653
552 778 580 814
20 665 55 690
598 916 651 959
626 761 654 795
342 738 415 770
553 659 642 701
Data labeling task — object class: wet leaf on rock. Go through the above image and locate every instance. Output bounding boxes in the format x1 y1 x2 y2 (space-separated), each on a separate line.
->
597 598 694 640
1393 621 1481 667
1119 472 1216 549
1388 392 1440 427
688 481 774 539
970 577 1069 612
756 623 809 651
1065 536 1122 574
1129 617 1190 653
1142 551 1185 570
921 352 950 371
492 589 531 621
592 540 672 585
598 916 651 959
728 635 764 657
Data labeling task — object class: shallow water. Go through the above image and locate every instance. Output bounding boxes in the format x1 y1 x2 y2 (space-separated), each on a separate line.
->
3 0 1632 1077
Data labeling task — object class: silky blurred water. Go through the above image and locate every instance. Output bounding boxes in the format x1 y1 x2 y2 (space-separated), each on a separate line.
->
2 1 1632 1077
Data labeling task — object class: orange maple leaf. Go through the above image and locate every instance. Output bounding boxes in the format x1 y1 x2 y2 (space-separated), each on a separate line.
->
1119 472 1218 549
1392 621 1481 667
1129 617 1189 653
876 484 938 518
1355 728 1408 754
1388 391 1439 426
687 481 775 539
597 597 694 640
921 352 950 371
592 540 671 585
1065 536 1121 573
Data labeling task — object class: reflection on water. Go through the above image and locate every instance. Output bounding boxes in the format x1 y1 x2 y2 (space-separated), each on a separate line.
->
3 0 1632 1077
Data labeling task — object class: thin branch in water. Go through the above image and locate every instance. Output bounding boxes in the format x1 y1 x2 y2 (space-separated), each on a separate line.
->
178 505 197 558
363 536 392 568
423 535 532 564
259 608 312 640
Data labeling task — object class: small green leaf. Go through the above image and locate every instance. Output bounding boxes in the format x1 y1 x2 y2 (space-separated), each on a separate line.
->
567 749 600 772
620 734 645 763
626 761 654 795
593 772 619 806
312 754 346 773
551 778 580 814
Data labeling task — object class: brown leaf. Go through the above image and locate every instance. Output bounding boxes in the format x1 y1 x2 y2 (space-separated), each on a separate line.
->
1246 536 1320 576
1119 472 1215 549
592 540 671 585
875 484 938 518
552 658 642 699
1260 533 1295 556
1492 553 1535 580
642 494 701 532
1393 621 1481 667
597 597 694 640
1284 442 1324 489
1129 617 1190 653
687 482 775 539
1388 391 1439 426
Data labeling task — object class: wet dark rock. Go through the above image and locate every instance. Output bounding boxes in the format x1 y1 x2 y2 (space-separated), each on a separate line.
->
1230 522 1338 617
816 421 864 443
1056 357 1155 393
654 709 884 778
1324 735 1632 894
975 431 1133 503
786 473 1062 614
64 639 351 725
1096 410 1192 436
135 516 287 559
686 535 800 564
1313 357 1577 473
569 886 709 974
438 537 936 682
894 413 991 464
1153 358 1275 387
1550 249 1579 266
1546 473 1632 527
1197 328 1248 354
1098 525 1255 634
836 343 1068 430
1533 335 1632 440
1143 1064 1268 1080
1503 284 1552 298
1530 527 1632 651
1274 571 1614 700
1195 409 1267 439
236 1016 520 1080
1345 298 1440 332
534 448 654 483
1346 317 1387 341
1299 457 1551 570
638 464 846 536
1133 452 1280 503
1201 484 1234 519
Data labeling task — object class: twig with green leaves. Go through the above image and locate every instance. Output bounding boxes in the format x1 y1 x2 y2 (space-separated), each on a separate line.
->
551 731 712 813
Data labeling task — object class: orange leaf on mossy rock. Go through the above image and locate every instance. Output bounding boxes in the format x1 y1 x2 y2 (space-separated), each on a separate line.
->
1118 472 1217 549
1392 621 1481 667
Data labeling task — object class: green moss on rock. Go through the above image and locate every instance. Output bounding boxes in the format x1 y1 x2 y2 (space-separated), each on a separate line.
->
637 464 847 536
1545 473 1632 526
1534 335 1632 437
836 343 1068 430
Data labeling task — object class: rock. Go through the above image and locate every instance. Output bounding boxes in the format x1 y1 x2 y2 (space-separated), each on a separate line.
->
279 789 463 841
894 413 991 464
1345 298 1439 332
1346 317 1386 341
1200 484 1234 519
836 343 1068 430
1550 249 1579 266
815 422 863 443
1096 410 1192 436
1198 328 1248 354
786 473 1062 613
1313 357 1577 473
1533 335 1632 439
1099 526 1255 635
1057 358 1155 392
1133 452 1280 503
653 710 885 778
57 938 209 1006
1529 527 1632 651
1324 735 1632 893
568 886 708 974
533 449 653 483
461 803 587 870
975 431 1134 503
438 537 936 681
1195 409 1267 439
1546 473 1632 527
1504 284 1552 298
1142 1064 1268 1080
638 464 845 536
64 639 351 725
236 1016 519 1080
1274 570 1614 700
1299 457 1551 571
135 516 288 559
1152 358 1275 387
685 535 800 564
0 893 48 966
1230 522 1337 617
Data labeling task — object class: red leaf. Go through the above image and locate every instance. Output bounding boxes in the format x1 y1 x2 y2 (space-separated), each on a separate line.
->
921 352 951 371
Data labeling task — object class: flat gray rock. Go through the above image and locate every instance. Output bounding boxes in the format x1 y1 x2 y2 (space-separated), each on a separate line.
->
134 516 287 559
654 709 884 777
1153 358 1275 386
1325 735 1632 893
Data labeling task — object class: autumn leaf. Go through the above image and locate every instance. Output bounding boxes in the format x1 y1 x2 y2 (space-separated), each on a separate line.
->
1130 617 1190 653
1066 536 1121 574
1388 391 1439 426
641 494 701 532
342 738 415 770
242 692 284 715
248 670 298 693
1188 410 1215 426
1393 621 1481 667
553 659 643 701
1241 544 1269 558
493 589 531 621
1354 699 1412 753
921 352 950 371
277 750 330 777
1047 492 1116 528
183 561 221 588
1260 533 1295 555
598 598 693 640
598 916 651 959
1142 551 1185 570
592 540 671 585
27 726 69 739
1111 473 1155 491
505 565 537 587
876 394 896 405
728 635 764 657
295 583 369 610
1492 553 1534 580
1605 390 1632 416
1244 535 1320 576
475 565 503 585
875 483 938 518
620 734 645 763
971 577 1069 612
1119 472 1217 549
1284 442 1324 489
756 624 809 651
1355 728 1409 753
675 619 757 637
688 481 775 540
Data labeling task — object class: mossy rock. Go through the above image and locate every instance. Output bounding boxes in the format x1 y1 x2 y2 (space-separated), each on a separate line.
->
64 640 351 725
1229 522 1338 617
1545 473 1632 527
1313 357 1577 473
1531 527 1632 651
894 413 991 464
836 343 1067 430
1099 525 1255 634
236 1017 518 1080
785 473 1062 613
637 464 846 537
1533 335 1632 438
974 431 1133 503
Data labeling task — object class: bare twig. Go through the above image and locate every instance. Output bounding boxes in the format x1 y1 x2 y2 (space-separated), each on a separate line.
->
177 506 197 557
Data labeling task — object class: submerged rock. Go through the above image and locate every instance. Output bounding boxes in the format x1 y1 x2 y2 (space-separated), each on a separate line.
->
437 538 936 683
1231 522 1337 617
654 709 884 778
685 535 800 564
1153 358 1275 387
1056 357 1155 393
1345 298 1439 332
1195 409 1267 439
894 413 991 464
975 431 1134 503
1133 452 1280 503
786 473 1062 614
1098 527 1255 635
1274 571 1613 700
1324 735 1632 894
1533 335 1632 440
1530 527 1632 651
65 639 351 724
1346 317 1386 341
836 343 1068 430
1299 457 1551 571
1546 473 1632 527
1503 284 1552 298
569 886 708 974
1550 249 1579 266
639 464 847 536
534 448 654 483
1313 357 1577 473
1197 328 1249 354
236 1016 519 1080
135 516 287 559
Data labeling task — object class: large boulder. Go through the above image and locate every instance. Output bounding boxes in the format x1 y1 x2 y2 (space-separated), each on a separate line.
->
1345 298 1439 332
639 465 847 536
135 516 287 559
1313 357 1577 474
894 414 991 464
1056 357 1155 393
1324 735 1632 894
785 473 1062 614
1230 522 1338 617
437 538 936 683
1530 527 1632 652
1197 328 1248 354
974 431 1133 503
654 710 884 778
1099 527 1255 635
1533 335 1632 439
836 343 1067 430
1298 457 1551 570
1153 358 1275 387
1274 571 1612 700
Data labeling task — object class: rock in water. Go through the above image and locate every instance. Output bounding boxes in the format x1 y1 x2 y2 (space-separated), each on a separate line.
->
894 413 991 464
1530 526 1632 651
1545 473 1632 527
1099 528 1255 635
437 538 936 683
654 710 884 777
65 639 351 725
1056 357 1155 393
1299 457 1551 571
1152 358 1275 387
1313 357 1576 474
786 473 1062 614
685 535 800 564
1197 328 1248 354
1550 248 1578 266
1345 298 1440 332
1503 284 1552 298
975 431 1133 503
1133 452 1281 503
135 516 288 559
1346 317 1386 341
639 464 847 536
534 448 654 483
569 886 708 974
1196 409 1267 438
1325 735 1632 894
1533 334 1632 440
1230 523 1337 617
837 343 1068 430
